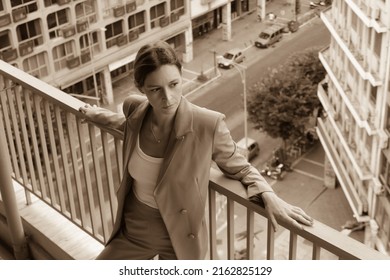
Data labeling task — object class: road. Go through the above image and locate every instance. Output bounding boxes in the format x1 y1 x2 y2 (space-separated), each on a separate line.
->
187 19 330 159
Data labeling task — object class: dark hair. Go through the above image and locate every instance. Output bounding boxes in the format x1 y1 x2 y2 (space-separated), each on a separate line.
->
133 41 182 88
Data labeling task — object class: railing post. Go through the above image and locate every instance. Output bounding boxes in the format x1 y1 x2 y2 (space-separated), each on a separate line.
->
0 123 30 259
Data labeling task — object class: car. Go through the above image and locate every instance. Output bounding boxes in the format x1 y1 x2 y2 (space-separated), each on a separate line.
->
254 24 285 48
236 137 260 161
217 48 245 69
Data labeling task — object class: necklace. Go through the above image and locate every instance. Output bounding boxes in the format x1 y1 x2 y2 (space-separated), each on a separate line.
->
150 119 161 143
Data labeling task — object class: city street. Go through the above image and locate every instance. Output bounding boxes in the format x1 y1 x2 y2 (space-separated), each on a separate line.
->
187 17 330 142
186 15 330 168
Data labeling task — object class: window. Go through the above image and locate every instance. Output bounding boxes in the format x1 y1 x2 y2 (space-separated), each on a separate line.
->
385 104 390 132
17 19 43 47
79 31 99 57
22 52 48 78
373 31 382 57
44 0 70 7
365 134 373 157
101 0 121 16
0 1 4 11
370 85 378 104
86 73 101 93
47 9 69 39
380 151 390 196
380 152 387 181
128 11 145 35
351 11 357 31
53 41 75 71
150 2 166 29
105 20 123 49
170 0 185 15
75 0 97 26
44 0 57 7
0 30 11 51
63 81 84 95
11 0 38 13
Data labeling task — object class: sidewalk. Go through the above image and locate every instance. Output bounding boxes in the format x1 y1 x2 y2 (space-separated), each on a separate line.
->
182 0 321 72
269 143 365 259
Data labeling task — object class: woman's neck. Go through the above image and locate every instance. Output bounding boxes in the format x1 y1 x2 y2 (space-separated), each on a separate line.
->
151 111 174 128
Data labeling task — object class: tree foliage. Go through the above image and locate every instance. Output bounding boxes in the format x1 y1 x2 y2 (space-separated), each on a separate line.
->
247 46 326 143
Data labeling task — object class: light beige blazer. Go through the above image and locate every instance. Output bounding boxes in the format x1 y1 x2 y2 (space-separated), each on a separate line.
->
98 95 273 259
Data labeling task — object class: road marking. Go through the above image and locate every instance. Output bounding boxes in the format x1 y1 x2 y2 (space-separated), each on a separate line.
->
292 168 323 181
182 78 198 84
182 68 200 75
301 158 324 167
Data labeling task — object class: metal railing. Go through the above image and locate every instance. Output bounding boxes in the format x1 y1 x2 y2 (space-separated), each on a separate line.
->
0 60 389 259
0 60 121 243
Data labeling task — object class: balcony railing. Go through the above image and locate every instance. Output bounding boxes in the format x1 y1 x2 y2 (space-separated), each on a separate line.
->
0 60 389 260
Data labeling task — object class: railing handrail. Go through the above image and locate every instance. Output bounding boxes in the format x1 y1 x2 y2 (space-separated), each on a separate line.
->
0 60 123 140
0 60 83 115
208 168 389 260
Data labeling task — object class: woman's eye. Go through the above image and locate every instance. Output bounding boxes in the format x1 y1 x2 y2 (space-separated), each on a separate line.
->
150 88 160 92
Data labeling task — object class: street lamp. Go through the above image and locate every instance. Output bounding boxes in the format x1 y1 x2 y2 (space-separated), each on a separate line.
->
87 30 99 106
231 62 248 148
210 50 218 76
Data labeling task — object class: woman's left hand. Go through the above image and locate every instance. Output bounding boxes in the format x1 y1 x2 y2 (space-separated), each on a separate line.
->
260 192 314 232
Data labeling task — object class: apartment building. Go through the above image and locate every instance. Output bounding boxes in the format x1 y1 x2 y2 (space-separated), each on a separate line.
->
317 0 390 255
0 0 261 106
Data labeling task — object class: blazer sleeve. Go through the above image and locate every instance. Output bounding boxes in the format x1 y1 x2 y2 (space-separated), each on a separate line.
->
85 95 147 133
211 114 274 198
91 108 125 132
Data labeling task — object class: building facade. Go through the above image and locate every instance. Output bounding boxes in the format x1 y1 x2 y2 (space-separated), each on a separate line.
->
317 0 390 255
0 0 264 106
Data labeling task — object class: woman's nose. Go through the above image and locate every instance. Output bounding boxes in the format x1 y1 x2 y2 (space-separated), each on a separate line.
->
161 88 172 100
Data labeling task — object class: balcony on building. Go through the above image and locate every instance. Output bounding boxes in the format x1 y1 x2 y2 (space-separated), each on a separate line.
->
0 61 389 260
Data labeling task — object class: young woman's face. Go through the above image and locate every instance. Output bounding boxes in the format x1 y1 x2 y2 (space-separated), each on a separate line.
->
141 64 182 116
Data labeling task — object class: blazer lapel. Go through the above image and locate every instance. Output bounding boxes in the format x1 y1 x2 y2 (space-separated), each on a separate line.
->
123 100 150 172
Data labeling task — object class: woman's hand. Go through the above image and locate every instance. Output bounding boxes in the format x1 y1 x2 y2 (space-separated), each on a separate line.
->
79 103 126 130
79 103 100 122
261 191 314 232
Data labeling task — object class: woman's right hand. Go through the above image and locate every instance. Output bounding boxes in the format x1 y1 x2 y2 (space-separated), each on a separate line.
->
79 103 100 122
79 103 126 130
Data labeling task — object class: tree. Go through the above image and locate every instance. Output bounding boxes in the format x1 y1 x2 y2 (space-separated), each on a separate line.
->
247 46 326 147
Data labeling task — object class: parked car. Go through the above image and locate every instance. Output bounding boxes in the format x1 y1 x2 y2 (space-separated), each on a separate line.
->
217 48 245 69
236 137 260 161
254 24 285 48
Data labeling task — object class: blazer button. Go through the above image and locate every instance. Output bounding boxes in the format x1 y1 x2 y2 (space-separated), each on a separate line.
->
188 233 196 239
180 209 187 214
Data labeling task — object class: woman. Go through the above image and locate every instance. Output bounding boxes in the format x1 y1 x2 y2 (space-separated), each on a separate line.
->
80 41 313 260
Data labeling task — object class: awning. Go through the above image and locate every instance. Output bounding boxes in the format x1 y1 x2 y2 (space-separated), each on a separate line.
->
108 52 137 71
